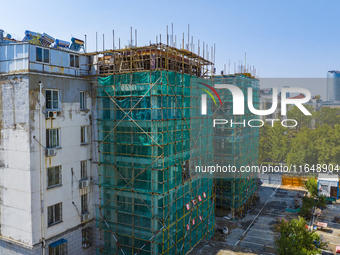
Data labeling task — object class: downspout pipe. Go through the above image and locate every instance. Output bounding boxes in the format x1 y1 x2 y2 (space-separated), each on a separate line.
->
39 81 45 255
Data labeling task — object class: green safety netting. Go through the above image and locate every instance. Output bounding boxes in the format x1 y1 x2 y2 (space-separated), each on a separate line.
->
212 75 260 215
96 70 215 255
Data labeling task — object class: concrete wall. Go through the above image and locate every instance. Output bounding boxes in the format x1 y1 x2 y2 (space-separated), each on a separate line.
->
28 74 93 245
0 221 97 254
318 179 338 197
0 75 33 244
0 72 96 254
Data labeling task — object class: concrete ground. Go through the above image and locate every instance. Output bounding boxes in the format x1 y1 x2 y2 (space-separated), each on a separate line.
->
189 184 303 255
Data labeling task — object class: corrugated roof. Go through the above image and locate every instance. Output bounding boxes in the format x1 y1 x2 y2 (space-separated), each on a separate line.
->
288 93 306 99
318 173 339 182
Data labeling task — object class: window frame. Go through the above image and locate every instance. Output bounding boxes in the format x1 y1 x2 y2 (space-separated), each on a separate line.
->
82 228 92 249
81 194 88 214
45 89 60 110
47 166 62 189
49 242 67 255
81 126 87 145
80 91 86 110
48 202 63 227
70 54 80 68
36 47 50 64
81 160 87 179
46 128 61 149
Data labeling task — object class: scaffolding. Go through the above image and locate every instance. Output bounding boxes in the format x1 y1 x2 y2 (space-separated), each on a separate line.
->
211 74 260 218
85 43 212 78
91 44 215 255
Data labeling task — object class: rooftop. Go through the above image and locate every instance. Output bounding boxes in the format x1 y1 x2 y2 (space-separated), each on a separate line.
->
0 29 84 53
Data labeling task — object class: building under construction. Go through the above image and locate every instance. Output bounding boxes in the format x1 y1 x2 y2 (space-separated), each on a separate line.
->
88 44 215 254
212 74 259 218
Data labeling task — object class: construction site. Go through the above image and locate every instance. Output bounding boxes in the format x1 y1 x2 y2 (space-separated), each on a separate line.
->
0 25 260 255
85 36 260 254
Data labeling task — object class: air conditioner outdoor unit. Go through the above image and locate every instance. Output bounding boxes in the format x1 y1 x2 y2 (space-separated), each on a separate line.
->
79 179 89 189
46 111 57 119
81 213 89 222
45 148 57 157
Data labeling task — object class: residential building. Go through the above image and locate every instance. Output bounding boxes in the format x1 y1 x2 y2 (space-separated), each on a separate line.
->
0 29 97 254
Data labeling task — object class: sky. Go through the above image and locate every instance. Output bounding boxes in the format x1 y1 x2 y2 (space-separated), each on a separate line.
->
1 0 339 97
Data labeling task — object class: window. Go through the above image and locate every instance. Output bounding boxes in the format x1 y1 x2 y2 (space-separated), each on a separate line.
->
70 54 79 68
44 49 50 63
82 228 92 249
81 126 87 144
48 202 62 226
49 239 67 255
36 47 49 63
46 89 59 110
46 129 60 148
80 91 86 110
81 194 88 214
81 160 87 179
47 166 62 188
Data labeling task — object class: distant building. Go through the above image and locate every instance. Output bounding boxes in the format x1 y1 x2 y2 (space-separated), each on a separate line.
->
320 100 340 108
259 88 282 121
326 70 340 102
318 173 339 199
283 85 290 98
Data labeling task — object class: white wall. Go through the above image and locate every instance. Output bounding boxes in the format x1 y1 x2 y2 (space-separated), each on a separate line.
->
0 76 33 245
29 74 92 245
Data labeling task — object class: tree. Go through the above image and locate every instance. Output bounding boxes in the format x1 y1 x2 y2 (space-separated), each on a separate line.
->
259 124 271 162
267 122 290 163
314 107 340 127
299 196 315 219
275 217 327 255
287 104 314 131
300 178 327 219
286 128 318 166
304 178 318 198
316 124 340 165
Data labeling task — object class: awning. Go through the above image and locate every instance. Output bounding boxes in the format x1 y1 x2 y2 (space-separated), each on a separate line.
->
49 238 67 248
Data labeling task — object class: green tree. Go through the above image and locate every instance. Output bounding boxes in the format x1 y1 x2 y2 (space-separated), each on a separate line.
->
299 196 315 219
275 217 327 255
300 178 327 219
259 124 271 162
287 104 314 131
304 178 318 198
286 128 318 166
267 122 290 163
314 107 340 127
316 124 340 165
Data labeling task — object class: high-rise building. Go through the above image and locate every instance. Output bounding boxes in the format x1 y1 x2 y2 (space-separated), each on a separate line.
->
327 70 340 102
